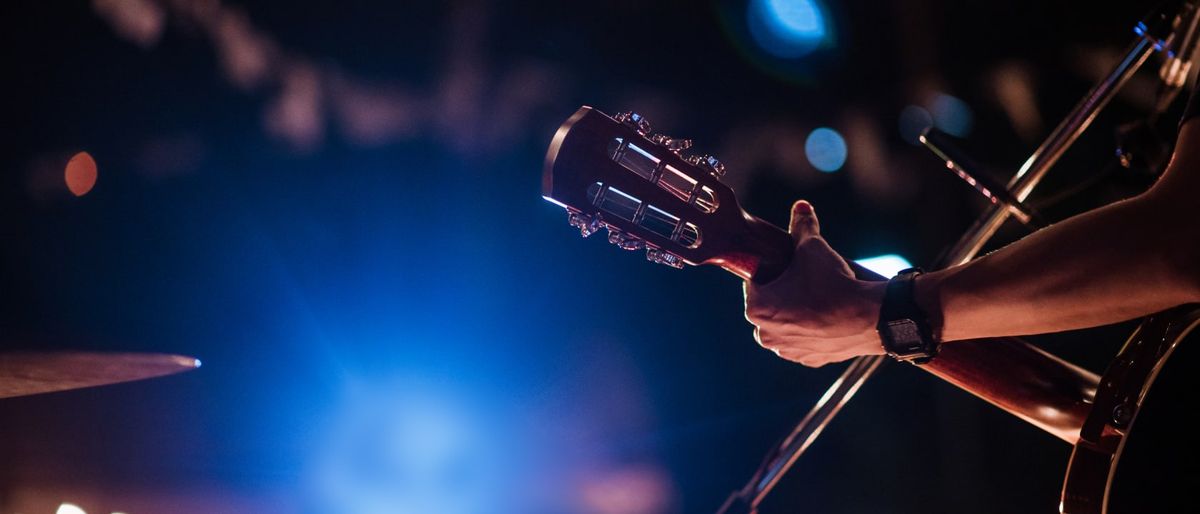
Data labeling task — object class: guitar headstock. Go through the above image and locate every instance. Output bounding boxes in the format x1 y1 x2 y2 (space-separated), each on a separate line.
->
543 106 793 282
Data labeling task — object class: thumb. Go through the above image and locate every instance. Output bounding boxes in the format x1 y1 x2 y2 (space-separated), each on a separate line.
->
788 200 821 244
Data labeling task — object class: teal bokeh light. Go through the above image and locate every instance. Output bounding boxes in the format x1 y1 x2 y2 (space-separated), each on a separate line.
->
748 0 831 58
854 254 914 278
805 127 847 172
930 93 975 137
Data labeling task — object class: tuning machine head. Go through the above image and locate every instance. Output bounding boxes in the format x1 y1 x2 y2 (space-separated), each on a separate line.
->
687 154 726 177
614 111 652 135
645 247 684 268
648 133 693 154
606 228 645 251
568 211 604 237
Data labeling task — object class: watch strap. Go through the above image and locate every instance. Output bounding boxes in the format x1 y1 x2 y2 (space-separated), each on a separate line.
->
877 268 939 364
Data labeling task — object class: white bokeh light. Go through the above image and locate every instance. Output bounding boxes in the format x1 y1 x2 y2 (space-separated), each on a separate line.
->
56 504 87 514
854 254 914 277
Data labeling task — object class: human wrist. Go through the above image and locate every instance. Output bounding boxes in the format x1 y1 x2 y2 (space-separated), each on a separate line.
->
853 279 889 354
912 271 947 342
858 279 888 334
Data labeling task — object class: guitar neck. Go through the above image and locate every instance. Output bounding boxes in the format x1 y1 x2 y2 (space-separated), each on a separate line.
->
723 211 1098 444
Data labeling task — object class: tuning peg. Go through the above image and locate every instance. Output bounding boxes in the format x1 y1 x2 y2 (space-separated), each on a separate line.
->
646 248 684 269
568 211 603 237
606 228 645 251
649 134 693 154
688 154 726 177
615 111 652 135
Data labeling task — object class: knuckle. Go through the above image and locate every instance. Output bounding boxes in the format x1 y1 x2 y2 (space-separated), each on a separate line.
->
744 304 777 325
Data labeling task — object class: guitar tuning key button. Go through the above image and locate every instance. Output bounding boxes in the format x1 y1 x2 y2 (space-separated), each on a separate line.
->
616 111 652 135
649 134 693 154
688 154 726 177
568 212 602 237
607 229 645 251
619 239 645 251
646 248 684 268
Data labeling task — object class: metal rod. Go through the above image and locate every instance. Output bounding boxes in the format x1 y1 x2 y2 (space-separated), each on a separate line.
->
716 21 1169 514
942 34 1159 265
748 355 886 508
920 127 1044 229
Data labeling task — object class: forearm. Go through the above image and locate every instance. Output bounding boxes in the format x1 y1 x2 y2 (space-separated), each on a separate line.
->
911 188 1200 341
746 125 1200 367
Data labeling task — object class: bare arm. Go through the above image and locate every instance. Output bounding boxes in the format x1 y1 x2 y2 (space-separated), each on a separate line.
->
919 122 1200 340
744 122 1200 366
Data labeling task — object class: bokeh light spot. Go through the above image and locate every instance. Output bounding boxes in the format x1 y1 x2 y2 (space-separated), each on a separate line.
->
310 381 508 514
748 0 830 58
56 503 87 514
804 127 847 172
930 93 975 137
898 105 934 145
65 151 98 197
854 254 913 277
580 465 674 514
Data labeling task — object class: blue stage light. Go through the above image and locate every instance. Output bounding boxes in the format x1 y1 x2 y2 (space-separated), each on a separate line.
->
805 127 847 172
308 382 506 514
898 105 934 145
854 254 913 277
748 0 830 58
930 93 974 137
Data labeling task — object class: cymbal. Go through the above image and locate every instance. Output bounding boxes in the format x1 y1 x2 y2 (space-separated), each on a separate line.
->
0 351 201 399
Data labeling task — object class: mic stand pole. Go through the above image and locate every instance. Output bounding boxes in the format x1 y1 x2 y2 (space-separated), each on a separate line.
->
715 3 1190 512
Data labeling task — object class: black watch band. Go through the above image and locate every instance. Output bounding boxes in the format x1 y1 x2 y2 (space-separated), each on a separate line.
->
877 268 939 364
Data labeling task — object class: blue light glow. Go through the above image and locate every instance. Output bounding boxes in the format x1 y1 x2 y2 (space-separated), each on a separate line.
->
804 127 847 172
309 380 509 514
898 105 934 145
854 254 913 278
930 93 974 137
747 0 830 58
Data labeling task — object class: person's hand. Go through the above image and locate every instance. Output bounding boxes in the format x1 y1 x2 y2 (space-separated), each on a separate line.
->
743 200 887 367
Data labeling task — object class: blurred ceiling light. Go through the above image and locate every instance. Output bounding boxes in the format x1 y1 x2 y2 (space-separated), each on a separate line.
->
211 9 275 90
329 77 421 146
91 0 164 48
929 93 974 138
56 503 87 514
804 127 847 172
747 0 831 58
854 254 913 277
579 465 674 514
991 62 1043 142
843 111 916 205
65 151 98 197
264 64 325 151
898 105 934 145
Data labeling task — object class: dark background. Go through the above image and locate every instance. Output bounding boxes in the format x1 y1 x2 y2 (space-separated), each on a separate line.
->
0 0 1177 512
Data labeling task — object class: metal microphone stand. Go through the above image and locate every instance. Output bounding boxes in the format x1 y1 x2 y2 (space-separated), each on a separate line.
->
716 2 1198 512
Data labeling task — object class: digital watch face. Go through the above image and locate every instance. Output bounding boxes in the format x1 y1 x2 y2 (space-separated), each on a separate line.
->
884 319 928 360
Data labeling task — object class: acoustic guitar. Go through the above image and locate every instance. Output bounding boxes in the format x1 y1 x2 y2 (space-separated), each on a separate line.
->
542 106 1200 513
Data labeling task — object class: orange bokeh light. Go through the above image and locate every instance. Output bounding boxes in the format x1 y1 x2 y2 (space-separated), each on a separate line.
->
65 151 97 196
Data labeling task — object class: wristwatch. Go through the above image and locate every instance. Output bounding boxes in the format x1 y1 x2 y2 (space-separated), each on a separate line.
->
877 268 939 364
